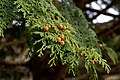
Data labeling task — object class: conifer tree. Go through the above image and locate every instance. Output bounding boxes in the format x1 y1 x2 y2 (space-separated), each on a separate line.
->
0 0 118 80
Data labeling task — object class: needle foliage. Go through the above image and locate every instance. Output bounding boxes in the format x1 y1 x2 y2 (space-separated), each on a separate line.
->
0 0 118 79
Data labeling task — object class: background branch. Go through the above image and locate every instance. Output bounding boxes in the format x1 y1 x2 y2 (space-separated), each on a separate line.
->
86 7 120 19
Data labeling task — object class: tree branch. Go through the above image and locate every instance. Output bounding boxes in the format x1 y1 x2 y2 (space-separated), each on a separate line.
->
0 39 26 48
86 7 120 19
97 20 120 37
86 0 115 20
0 60 26 66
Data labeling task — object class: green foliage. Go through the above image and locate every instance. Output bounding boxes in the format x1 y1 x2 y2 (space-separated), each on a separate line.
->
54 0 118 78
106 47 118 64
15 0 80 75
0 0 118 79
0 0 17 36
